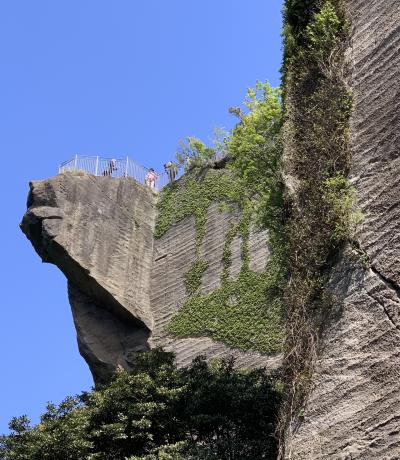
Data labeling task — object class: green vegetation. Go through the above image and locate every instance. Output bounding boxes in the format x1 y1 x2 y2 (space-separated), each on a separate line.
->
0 351 281 460
228 83 282 204
278 0 356 447
154 168 244 240
169 270 283 354
175 133 227 171
156 83 286 355
184 258 209 296
227 82 288 308
321 173 363 244
155 82 283 243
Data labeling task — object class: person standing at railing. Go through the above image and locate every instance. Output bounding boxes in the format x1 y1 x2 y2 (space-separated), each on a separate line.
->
102 159 118 176
164 161 178 183
145 168 158 188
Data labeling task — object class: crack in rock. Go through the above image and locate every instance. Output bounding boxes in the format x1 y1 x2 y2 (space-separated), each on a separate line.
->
370 265 400 332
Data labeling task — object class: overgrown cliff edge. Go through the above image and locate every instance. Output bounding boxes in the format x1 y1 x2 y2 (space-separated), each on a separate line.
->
280 0 400 458
21 167 281 383
19 0 400 457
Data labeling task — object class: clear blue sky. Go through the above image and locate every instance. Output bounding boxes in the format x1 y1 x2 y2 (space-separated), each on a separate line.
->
0 0 284 433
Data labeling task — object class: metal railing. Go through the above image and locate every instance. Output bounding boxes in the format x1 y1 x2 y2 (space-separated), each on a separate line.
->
58 155 172 191
58 151 227 191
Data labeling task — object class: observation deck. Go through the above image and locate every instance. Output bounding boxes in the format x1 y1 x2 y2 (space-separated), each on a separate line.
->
59 155 174 191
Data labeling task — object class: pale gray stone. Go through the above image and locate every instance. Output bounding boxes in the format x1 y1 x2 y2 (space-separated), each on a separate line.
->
284 1 400 457
21 171 278 382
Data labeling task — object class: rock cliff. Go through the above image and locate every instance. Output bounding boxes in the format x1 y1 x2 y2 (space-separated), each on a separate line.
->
21 170 280 382
20 0 400 455
284 1 400 458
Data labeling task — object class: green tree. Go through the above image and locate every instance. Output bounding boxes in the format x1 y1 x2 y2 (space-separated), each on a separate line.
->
86 351 185 459
228 81 283 221
0 351 281 460
178 357 281 460
175 136 217 170
0 398 91 460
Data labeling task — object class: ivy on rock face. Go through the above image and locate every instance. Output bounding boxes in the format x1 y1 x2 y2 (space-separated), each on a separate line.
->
156 83 286 356
169 269 283 354
154 168 244 240
184 258 209 297
169 199 284 355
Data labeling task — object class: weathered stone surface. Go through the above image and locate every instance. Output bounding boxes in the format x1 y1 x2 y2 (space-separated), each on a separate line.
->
285 252 400 459
285 1 400 457
21 171 279 382
248 224 270 274
21 173 156 382
150 203 280 370
69 283 150 384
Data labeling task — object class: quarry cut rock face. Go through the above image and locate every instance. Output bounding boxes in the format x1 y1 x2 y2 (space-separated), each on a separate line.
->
285 1 400 458
21 172 278 382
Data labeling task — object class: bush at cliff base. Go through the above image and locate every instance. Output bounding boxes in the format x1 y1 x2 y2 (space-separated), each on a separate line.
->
0 350 281 460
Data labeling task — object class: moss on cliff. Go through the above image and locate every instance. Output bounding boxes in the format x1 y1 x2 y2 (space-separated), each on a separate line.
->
156 166 279 353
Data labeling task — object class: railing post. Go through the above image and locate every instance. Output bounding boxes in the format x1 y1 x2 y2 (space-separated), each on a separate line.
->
125 156 129 177
95 156 99 176
74 154 78 170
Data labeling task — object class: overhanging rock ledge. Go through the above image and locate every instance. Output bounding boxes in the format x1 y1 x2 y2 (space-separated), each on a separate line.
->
21 172 280 382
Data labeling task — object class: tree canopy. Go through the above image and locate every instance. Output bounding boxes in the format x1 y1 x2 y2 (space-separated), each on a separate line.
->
1 351 281 460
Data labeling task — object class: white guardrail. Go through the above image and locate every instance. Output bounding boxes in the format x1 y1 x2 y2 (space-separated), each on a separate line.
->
58 155 174 191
